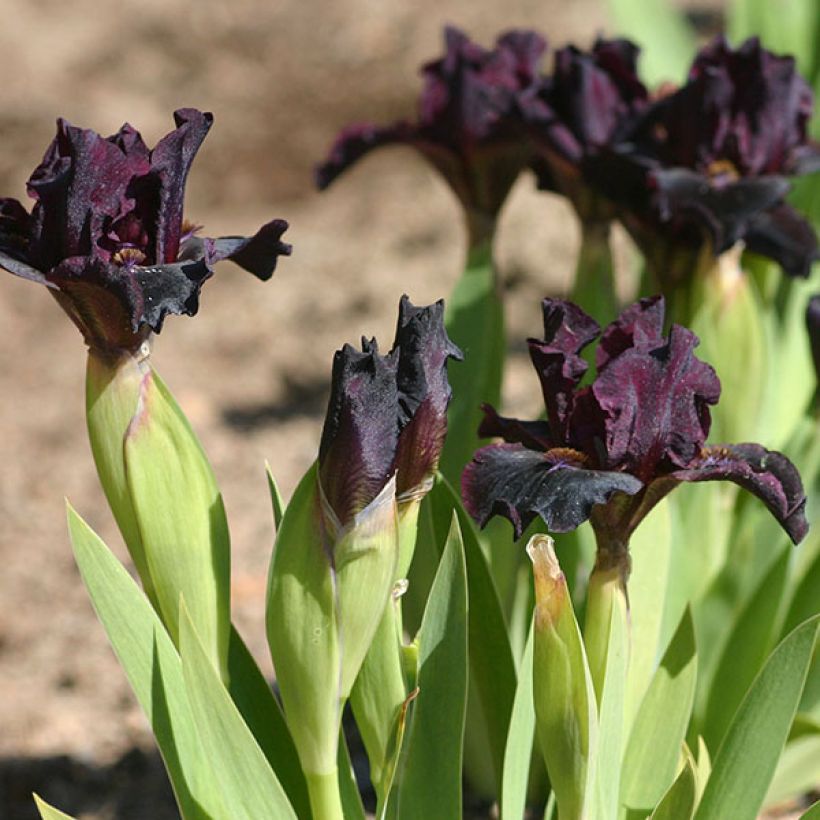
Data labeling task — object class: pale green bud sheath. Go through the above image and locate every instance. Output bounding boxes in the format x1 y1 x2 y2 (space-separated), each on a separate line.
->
334 476 401 700
349 488 424 808
86 344 232 682
86 347 156 604
266 464 343 813
529 534 597 820
267 468 399 820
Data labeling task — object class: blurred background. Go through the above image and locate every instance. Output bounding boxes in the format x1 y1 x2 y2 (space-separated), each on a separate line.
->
0 0 730 816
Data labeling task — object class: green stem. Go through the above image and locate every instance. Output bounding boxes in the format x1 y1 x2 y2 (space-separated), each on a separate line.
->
305 770 345 820
584 546 630 706
571 222 618 326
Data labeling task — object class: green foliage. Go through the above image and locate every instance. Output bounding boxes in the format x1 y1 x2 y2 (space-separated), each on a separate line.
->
395 514 469 819
428 476 517 794
33 795 76 820
700 549 791 751
439 241 504 485
624 499 674 725
695 616 820 820
649 750 697 820
68 504 226 819
500 623 537 820
607 0 696 85
178 601 297 820
621 609 698 813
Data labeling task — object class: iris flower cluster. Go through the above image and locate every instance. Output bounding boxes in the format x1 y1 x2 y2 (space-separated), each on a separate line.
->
318 27 818 280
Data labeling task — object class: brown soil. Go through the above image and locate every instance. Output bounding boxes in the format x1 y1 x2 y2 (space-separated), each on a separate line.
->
0 1 699 818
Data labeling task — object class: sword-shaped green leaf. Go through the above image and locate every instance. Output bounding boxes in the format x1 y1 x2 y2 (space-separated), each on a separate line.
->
696 616 820 820
500 623 536 820
397 514 468 820
440 242 504 485
649 747 697 820
67 504 224 819
179 601 297 820
622 608 698 813
266 463 286 533
702 548 790 751
226 629 311 819
430 475 517 794
33 795 76 820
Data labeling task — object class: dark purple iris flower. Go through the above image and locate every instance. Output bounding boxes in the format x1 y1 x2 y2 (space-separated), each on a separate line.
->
316 26 547 244
587 37 819 280
319 296 462 527
0 109 291 355
529 38 649 223
462 296 808 554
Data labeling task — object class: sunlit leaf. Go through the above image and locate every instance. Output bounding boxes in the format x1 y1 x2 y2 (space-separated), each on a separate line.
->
33 795 76 820
397 514 468 820
179 601 297 820
500 622 536 820
67 504 224 819
695 616 819 820
622 608 698 812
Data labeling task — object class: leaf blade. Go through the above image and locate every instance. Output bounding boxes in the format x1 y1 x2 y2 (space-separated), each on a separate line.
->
179 601 297 820
695 616 820 820
397 513 469 820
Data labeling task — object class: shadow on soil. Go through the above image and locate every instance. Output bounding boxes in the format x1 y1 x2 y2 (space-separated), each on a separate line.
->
0 748 176 820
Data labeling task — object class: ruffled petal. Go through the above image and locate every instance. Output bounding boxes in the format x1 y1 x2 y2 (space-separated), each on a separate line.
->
316 26 546 221
478 403 555 451
650 168 791 254
315 121 415 190
596 295 665 370
187 218 292 281
462 442 643 537
26 118 151 267
528 298 599 439
671 443 808 543
149 108 213 262
592 323 720 476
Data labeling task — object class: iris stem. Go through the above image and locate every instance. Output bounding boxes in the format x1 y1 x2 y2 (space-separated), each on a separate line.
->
305 769 345 820
584 545 630 706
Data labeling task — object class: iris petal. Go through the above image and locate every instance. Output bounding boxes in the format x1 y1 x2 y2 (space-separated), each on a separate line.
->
671 444 808 544
462 442 642 537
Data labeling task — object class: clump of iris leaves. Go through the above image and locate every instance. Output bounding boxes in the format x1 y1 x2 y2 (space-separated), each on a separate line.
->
3 0 820 819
